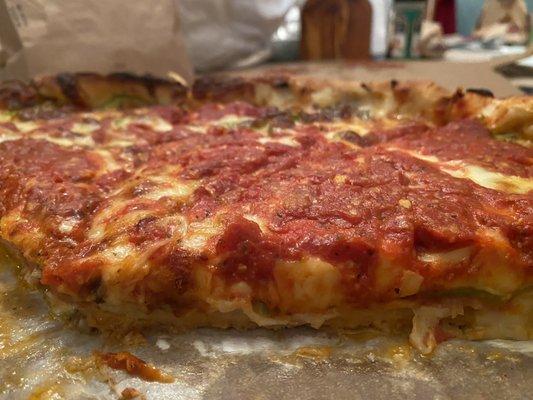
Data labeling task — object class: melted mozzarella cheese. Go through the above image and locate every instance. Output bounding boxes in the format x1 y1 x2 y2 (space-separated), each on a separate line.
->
181 219 223 252
324 119 372 138
410 305 461 354
71 121 101 135
0 132 19 143
101 243 135 263
92 149 121 172
141 177 199 201
273 257 342 312
110 113 173 133
13 120 39 133
213 114 253 129
441 163 533 195
257 136 299 147
33 134 96 148
390 148 533 194
418 247 472 265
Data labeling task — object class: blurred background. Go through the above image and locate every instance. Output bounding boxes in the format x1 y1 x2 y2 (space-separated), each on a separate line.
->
1 0 532 93
179 0 533 68
180 0 532 93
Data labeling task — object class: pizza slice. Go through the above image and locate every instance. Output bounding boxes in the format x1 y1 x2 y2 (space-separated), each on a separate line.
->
0 72 531 354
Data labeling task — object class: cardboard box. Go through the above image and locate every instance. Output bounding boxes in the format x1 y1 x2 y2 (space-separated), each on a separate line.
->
246 60 522 97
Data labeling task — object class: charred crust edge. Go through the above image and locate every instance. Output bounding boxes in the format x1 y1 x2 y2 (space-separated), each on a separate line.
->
0 72 187 110
56 73 85 106
465 88 495 98
192 75 253 101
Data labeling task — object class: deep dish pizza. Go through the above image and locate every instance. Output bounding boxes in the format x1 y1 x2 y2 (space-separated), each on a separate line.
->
0 70 531 354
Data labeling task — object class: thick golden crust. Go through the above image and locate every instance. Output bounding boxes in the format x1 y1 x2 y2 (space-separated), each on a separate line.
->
0 71 532 353
193 71 533 139
3 71 531 139
193 73 452 117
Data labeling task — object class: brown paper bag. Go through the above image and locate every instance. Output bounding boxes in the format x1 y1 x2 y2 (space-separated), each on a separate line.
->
0 0 193 81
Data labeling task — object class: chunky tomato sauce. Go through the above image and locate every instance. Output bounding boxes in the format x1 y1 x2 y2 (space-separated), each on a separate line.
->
0 102 531 304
